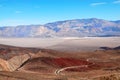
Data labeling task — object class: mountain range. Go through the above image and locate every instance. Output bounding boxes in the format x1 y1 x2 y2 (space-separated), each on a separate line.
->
0 18 120 37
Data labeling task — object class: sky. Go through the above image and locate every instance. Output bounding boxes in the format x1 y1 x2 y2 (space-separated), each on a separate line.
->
0 0 120 26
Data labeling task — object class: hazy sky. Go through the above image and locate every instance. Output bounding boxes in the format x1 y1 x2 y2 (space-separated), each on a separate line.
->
0 0 120 26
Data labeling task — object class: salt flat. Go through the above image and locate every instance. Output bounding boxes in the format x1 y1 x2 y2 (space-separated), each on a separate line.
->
0 38 65 48
0 37 120 52
48 37 120 52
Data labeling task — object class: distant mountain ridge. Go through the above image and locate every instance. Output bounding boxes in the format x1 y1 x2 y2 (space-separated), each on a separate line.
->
0 18 120 37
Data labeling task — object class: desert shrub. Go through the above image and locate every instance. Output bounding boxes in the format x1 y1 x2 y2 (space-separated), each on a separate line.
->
99 74 120 80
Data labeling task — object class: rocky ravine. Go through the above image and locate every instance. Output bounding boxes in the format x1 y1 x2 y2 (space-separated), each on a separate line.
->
0 44 41 71
0 54 30 71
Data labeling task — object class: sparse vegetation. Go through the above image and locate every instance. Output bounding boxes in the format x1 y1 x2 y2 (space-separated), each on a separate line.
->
93 74 120 80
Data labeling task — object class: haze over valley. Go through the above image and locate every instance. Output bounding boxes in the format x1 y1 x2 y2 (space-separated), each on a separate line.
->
0 37 120 52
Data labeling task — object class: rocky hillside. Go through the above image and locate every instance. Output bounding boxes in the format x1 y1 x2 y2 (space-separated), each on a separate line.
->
0 44 42 71
0 18 120 37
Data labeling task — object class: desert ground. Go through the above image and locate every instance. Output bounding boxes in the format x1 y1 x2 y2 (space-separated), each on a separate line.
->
0 37 120 51
0 37 120 80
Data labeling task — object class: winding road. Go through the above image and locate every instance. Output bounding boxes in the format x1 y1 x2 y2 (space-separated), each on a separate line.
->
55 65 88 75
54 65 120 80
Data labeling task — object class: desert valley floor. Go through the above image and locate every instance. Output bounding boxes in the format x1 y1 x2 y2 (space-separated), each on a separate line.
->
0 37 120 80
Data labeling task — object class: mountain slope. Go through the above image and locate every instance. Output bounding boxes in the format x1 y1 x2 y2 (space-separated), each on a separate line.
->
0 18 120 37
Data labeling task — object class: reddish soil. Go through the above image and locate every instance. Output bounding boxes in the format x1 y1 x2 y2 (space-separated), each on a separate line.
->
51 58 102 72
38 57 93 67
37 57 119 72
51 58 93 67
35 57 101 72
25 57 98 71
